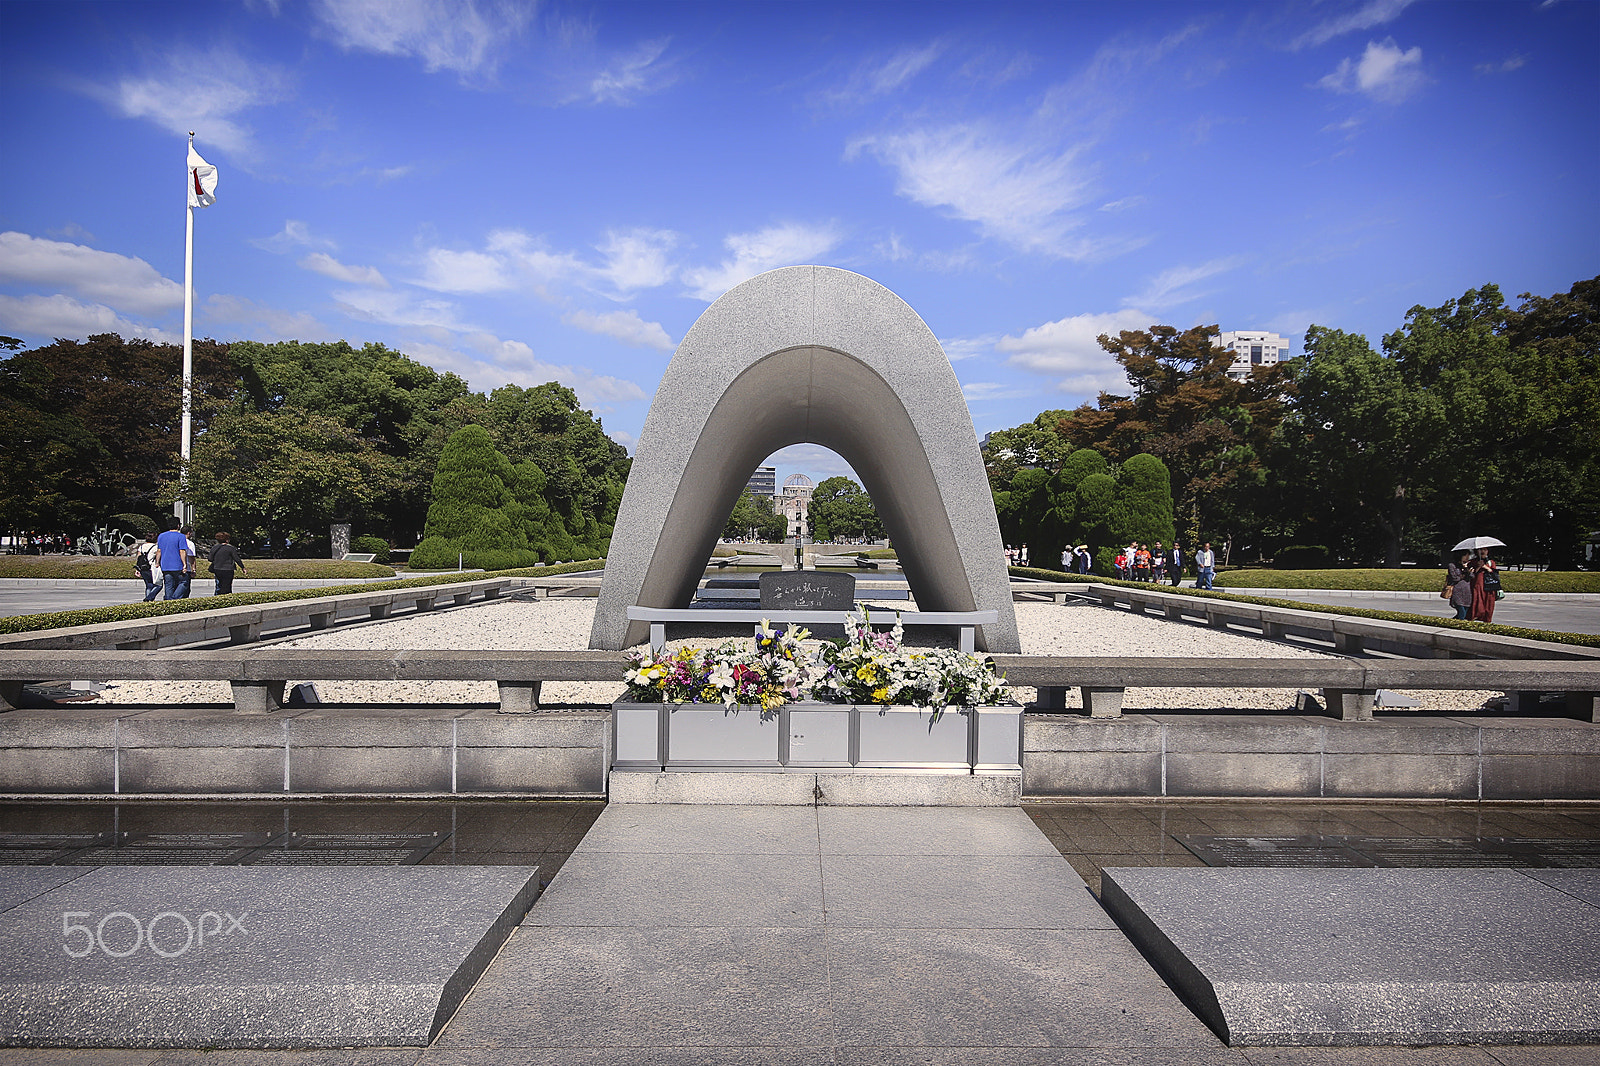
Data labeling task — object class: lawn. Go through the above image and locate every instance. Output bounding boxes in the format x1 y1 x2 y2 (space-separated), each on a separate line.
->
0 556 397 580
1215 567 1600 594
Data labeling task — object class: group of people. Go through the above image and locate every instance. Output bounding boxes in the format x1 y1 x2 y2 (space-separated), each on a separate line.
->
1113 541 1185 586
131 518 247 601
1445 550 1501 623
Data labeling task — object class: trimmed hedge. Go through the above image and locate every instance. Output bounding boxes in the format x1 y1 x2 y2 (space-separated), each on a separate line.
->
0 557 397 581
1006 566 1600 647
0 560 605 635
1218 567 1600 594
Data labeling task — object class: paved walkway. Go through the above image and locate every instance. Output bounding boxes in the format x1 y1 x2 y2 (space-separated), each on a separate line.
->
1 801 1597 1062
435 804 1225 1060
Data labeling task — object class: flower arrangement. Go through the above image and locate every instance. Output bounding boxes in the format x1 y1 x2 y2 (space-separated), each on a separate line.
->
622 605 1009 719
623 619 824 710
812 603 1011 717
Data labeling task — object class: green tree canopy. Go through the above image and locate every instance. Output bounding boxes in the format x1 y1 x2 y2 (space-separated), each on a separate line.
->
0 334 232 530
808 477 883 541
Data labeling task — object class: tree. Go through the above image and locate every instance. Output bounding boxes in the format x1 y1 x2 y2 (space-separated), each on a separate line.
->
808 477 883 541
1498 277 1600 567
722 489 787 542
1057 324 1291 558
180 406 403 553
1111 453 1176 547
0 333 233 531
228 339 479 542
410 425 541 570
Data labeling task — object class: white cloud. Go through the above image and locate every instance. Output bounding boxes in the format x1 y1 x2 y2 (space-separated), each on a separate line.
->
300 253 389 288
762 444 858 483
459 332 647 405
587 38 676 104
938 334 999 362
961 381 1035 402
595 229 678 295
332 288 471 331
1098 196 1145 213
850 124 1095 258
415 247 517 294
563 309 674 352
1475 54 1528 75
102 47 291 159
608 428 638 454
0 293 176 344
1319 39 1427 104
823 42 947 105
995 308 1154 397
1121 257 1245 311
313 0 532 77
682 223 844 302
202 294 337 342
0 232 182 315
412 227 677 300
1292 0 1417 50
251 220 336 254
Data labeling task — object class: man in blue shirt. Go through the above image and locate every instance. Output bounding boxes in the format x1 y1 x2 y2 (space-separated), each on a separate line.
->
155 517 189 601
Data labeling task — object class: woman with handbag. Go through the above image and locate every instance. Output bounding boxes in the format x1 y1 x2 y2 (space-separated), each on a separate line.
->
1444 551 1473 620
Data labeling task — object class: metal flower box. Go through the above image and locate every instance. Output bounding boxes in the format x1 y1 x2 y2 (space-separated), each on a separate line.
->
611 700 1021 774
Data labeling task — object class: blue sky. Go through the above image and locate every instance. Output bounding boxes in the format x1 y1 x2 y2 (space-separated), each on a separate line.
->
2 0 1596 488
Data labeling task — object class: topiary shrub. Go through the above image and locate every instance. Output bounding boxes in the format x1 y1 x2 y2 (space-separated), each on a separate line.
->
108 513 159 540
350 535 391 563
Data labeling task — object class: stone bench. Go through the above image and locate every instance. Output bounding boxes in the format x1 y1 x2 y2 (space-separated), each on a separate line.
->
0 578 517 651
0 648 625 714
626 606 1000 654
990 654 1600 721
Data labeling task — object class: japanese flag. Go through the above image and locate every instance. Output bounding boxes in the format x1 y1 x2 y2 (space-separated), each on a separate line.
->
187 140 217 208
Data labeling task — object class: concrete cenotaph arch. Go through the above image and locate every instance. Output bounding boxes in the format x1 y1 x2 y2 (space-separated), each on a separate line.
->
589 265 1020 653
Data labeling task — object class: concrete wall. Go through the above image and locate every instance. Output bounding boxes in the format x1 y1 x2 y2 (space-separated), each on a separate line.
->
0 711 609 797
1023 712 1600 800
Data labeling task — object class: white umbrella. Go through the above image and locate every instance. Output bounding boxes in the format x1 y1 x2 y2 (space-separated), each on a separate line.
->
1452 536 1505 551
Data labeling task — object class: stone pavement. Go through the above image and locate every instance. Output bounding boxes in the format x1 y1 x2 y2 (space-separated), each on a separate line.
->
1 801 1598 1063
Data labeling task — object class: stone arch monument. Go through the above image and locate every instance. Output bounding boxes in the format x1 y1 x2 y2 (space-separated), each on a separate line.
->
589 265 1020 653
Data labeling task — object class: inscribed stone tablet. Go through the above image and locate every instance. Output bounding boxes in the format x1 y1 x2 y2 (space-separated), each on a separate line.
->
760 571 855 610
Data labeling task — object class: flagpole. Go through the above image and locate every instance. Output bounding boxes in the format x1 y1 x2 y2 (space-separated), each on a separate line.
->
176 133 196 525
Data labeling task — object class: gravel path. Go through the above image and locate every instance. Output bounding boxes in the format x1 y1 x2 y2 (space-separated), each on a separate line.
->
97 599 1499 712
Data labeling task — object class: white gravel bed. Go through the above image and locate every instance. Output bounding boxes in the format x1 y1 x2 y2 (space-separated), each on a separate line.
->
96 599 1500 712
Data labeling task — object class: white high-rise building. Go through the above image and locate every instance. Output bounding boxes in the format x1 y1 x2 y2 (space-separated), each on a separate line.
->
1217 330 1290 382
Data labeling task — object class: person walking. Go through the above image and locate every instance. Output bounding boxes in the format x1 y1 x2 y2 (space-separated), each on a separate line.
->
174 525 199 599
1152 542 1167 584
1195 542 1216 590
156 517 189 600
1075 545 1092 575
1445 551 1474 620
131 535 162 602
1133 544 1152 582
209 531 246 595
1168 542 1184 586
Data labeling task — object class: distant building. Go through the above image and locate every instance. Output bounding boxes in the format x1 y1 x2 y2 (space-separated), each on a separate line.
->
1217 330 1290 382
746 466 776 499
777 473 814 531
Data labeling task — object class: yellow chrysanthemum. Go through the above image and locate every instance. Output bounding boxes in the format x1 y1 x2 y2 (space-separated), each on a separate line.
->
872 686 890 703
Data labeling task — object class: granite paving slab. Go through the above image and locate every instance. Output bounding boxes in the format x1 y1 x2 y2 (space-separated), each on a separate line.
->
0 865 539 1048
1100 867 1600 1047
521 851 823 928
437 803 1221 1056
